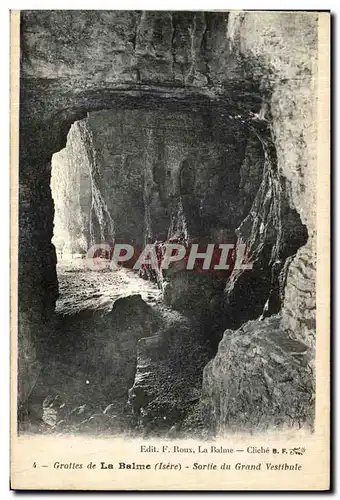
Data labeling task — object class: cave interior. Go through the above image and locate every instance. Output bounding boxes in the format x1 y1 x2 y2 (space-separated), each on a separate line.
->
18 10 315 436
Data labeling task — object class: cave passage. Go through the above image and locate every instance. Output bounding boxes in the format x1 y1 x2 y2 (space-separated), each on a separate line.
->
49 105 254 319
25 101 309 437
50 119 163 316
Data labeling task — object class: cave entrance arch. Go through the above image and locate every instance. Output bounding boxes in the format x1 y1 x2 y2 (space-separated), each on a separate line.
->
19 90 310 437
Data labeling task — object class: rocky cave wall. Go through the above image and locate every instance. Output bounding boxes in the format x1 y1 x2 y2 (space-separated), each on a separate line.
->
199 12 318 433
227 12 318 347
85 107 253 247
19 10 318 432
52 107 262 248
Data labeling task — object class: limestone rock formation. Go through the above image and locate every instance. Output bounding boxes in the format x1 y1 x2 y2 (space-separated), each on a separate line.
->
226 11 317 345
201 316 315 433
193 12 318 433
18 11 319 436
20 295 160 433
128 310 209 435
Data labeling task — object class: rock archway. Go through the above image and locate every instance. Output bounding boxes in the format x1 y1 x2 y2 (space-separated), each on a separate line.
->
18 10 317 434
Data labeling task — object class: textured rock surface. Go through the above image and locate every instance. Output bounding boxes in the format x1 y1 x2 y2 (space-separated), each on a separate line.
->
227 11 318 346
85 107 245 245
128 310 210 435
20 295 160 433
201 316 315 433
196 12 318 432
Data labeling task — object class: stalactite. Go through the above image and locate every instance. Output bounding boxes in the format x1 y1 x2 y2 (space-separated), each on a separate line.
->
167 197 189 244
143 128 154 246
78 119 115 246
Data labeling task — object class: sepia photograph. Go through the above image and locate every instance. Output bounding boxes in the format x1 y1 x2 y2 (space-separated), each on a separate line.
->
10 8 330 490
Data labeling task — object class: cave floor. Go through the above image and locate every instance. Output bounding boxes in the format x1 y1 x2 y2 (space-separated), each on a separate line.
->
19 257 209 436
55 257 163 315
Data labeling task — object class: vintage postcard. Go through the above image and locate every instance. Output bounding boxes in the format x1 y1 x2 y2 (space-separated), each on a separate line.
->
10 10 330 490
